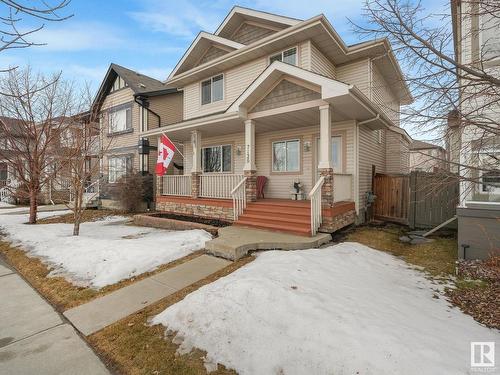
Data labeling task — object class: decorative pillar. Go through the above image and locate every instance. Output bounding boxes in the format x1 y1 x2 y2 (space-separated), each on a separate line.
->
243 119 257 202
318 104 334 212
191 130 202 198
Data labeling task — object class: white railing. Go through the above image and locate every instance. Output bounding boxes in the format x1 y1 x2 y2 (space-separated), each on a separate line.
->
0 180 19 203
333 174 353 202
200 174 245 199
0 180 7 188
231 177 247 221
162 175 192 196
309 176 325 236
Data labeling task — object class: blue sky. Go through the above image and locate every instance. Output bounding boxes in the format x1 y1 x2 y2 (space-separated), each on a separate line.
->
4 0 384 90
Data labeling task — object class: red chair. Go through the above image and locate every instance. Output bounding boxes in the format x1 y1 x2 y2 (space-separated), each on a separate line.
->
256 176 267 199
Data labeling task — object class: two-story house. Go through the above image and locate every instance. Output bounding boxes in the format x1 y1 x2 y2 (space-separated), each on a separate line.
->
409 140 448 172
139 7 413 236
92 63 183 208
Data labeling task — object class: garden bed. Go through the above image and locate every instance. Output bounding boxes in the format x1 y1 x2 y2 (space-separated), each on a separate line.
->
134 212 231 236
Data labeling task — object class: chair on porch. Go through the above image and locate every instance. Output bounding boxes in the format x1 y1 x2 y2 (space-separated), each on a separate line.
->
257 176 267 199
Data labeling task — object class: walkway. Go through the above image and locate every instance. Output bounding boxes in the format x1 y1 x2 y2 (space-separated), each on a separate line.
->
64 254 231 336
0 258 109 375
206 226 332 260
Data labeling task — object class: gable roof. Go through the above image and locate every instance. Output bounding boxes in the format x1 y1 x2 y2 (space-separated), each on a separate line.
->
168 32 245 79
410 140 444 151
214 6 301 38
92 63 168 110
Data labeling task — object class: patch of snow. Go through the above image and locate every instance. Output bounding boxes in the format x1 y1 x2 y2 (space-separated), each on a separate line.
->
0 212 212 288
152 242 499 375
0 201 15 208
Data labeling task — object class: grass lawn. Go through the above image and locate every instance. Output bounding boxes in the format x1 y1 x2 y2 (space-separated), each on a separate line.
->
88 257 253 375
37 209 134 224
345 224 457 276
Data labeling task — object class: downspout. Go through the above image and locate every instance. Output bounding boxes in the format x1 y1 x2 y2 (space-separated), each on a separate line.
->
135 96 161 175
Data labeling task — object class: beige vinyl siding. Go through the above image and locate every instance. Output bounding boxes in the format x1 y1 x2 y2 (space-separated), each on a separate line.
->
147 92 184 129
371 63 400 126
299 41 311 70
230 23 276 45
183 57 268 120
101 87 140 171
385 130 408 174
310 43 336 79
181 122 355 199
358 126 386 216
337 59 370 97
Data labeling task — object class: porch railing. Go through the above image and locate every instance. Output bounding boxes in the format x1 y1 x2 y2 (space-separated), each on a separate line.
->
162 175 192 196
333 174 353 202
200 174 245 199
309 176 324 236
231 177 247 220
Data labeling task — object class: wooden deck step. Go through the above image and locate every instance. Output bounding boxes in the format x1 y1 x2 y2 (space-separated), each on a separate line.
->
234 219 311 236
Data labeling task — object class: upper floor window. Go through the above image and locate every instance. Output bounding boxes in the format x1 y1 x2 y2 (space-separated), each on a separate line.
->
270 47 297 66
108 105 132 134
480 10 500 63
201 74 224 105
110 76 128 93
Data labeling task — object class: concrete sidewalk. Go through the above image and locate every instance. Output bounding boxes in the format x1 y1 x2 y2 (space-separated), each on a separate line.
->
0 258 109 375
64 254 231 336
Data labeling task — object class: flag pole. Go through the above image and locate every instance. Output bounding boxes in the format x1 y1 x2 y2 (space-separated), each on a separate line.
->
160 131 184 158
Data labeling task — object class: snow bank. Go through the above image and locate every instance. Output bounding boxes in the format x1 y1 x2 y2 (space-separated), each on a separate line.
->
152 243 499 375
0 213 211 288
0 201 15 208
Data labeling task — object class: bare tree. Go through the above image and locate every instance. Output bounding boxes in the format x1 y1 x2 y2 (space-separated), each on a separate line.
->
0 0 72 58
58 84 108 235
352 0 500 201
0 66 76 223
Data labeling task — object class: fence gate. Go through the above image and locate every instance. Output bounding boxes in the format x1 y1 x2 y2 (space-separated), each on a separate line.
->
408 171 459 229
373 173 410 224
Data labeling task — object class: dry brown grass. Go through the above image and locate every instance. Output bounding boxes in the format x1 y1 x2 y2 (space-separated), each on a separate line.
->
0 240 205 311
345 225 457 276
37 209 134 224
89 257 254 375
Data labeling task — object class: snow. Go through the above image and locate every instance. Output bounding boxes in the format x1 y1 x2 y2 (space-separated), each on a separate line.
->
152 242 500 375
0 201 15 208
0 211 212 288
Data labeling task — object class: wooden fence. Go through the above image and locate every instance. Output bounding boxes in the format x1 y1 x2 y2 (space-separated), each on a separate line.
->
373 171 459 229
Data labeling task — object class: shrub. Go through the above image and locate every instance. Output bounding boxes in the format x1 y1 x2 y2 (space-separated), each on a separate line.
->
115 172 153 213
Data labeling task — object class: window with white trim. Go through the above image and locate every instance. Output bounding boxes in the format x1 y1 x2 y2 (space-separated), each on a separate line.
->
480 10 500 63
108 156 131 183
108 105 132 133
481 171 500 194
272 139 300 172
269 47 297 66
202 145 232 173
201 74 224 105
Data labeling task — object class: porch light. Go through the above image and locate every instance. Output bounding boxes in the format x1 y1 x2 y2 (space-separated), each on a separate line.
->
303 141 311 152
236 145 242 156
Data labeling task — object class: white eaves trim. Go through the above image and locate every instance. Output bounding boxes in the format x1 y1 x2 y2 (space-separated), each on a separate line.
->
214 6 300 36
168 32 245 80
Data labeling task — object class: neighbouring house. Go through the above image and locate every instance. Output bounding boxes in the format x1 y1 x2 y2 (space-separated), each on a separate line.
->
92 63 183 209
450 0 500 259
136 6 413 236
409 140 448 172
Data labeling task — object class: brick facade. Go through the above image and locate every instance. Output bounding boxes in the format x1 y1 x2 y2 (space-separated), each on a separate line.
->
318 167 334 228
191 172 201 198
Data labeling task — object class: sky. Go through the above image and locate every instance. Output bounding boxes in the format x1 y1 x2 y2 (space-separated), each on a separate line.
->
4 0 380 89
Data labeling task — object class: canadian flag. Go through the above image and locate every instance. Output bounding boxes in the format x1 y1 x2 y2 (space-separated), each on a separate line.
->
155 134 176 176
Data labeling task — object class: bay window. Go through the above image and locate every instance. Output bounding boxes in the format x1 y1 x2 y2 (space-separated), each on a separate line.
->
270 47 297 66
272 139 300 172
202 145 232 173
201 74 224 105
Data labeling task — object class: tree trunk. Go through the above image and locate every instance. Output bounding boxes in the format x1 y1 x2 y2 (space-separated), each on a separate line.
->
72 185 83 236
28 189 38 224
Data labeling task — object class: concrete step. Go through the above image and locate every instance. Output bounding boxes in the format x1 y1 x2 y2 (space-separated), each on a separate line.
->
235 219 311 236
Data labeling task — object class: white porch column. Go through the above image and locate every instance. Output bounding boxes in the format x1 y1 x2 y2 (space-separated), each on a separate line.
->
191 130 202 173
318 104 332 169
190 130 202 198
243 119 256 171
